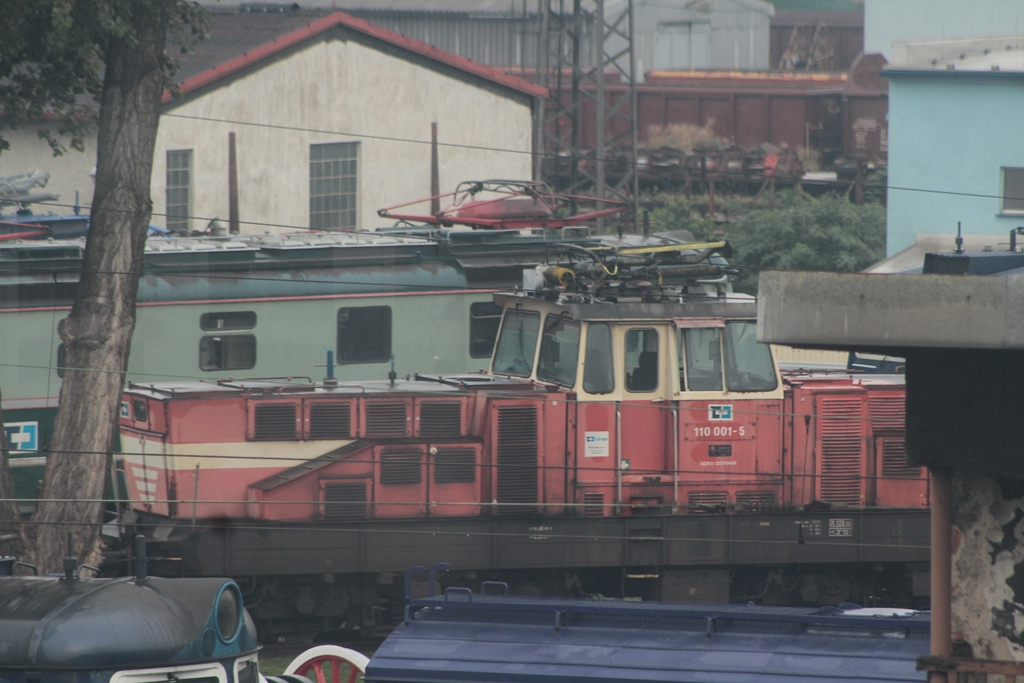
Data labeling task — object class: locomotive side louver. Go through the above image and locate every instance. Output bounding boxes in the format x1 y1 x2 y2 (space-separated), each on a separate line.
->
496 406 538 515
419 401 462 438
253 403 297 440
320 482 368 521
819 397 864 505
688 491 728 510
434 448 476 483
881 438 920 477
582 491 605 516
736 490 777 511
309 402 352 438
365 401 409 437
380 448 422 485
868 395 905 435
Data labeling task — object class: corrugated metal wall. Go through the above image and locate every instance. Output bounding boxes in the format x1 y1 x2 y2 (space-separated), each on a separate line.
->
350 13 544 68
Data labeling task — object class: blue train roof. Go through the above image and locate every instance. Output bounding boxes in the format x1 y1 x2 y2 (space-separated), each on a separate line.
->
365 590 930 683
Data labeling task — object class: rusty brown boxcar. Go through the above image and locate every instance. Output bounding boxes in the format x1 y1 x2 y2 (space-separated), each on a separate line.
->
549 53 888 170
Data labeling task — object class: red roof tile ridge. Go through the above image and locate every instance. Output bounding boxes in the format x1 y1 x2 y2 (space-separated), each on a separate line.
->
163 11 547 104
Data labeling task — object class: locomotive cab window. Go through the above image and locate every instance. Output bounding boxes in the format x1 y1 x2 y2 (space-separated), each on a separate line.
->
492 307 540 377
625 328 659 392
536 315 580 387
469 301 503 358
200 335 256 371
337 306 391 363
133 399 148 423
682 326 723 391
723 320 777 392
583 323 614 394
679 320 777 392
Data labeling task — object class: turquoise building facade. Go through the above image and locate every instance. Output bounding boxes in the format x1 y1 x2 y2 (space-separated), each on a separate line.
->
884 65 1024 255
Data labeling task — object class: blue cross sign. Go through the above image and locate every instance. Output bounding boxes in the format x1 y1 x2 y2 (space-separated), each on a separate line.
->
708 405 733 421
4 422 39 452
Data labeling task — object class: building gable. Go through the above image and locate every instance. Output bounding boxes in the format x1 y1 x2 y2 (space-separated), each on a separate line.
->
165 9 545 109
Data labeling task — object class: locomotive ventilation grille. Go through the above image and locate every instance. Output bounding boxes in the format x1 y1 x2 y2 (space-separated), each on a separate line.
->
419 401 463 438
380 447 421 485
434 448 476 483
321 482 367 521
735 490 777 511
688 491 727 510
366 401 408 437
820 397 864 505
496 406 538 514
869 395 905 434
253 403 296 440
881 438 920 477
582 492 605 516
309 402 352 439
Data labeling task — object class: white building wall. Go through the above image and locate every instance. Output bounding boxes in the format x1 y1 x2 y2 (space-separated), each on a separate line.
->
153 36 535 234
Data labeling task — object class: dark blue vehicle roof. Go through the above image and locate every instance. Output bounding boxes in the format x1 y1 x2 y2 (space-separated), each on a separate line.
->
365 590 929 683
0 574 259 670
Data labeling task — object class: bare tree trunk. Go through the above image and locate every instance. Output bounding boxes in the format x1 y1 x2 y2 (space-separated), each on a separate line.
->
25 12 167 573
0 388 22 537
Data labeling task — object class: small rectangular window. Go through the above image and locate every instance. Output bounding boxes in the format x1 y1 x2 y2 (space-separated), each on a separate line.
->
583 323 614 394
337 306 391 363
625 328 659 392
469 301 503 358
311 142 358 230
166 149 192 234
200 334 256 371
200 311 256 331
133 399 148 423
1004 167 1024 213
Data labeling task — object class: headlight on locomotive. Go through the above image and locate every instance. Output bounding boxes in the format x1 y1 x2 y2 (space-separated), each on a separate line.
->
215 582 244 643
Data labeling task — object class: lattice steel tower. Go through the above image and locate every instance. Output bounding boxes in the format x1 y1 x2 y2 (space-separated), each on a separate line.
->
536 0 639 231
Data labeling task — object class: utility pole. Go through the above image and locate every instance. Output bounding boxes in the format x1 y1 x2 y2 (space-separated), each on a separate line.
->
537 0 638 232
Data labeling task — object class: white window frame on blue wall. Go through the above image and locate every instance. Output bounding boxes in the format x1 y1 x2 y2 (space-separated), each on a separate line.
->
1001 167 1024 214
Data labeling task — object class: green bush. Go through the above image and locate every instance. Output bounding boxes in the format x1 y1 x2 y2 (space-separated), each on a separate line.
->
720 193 886 295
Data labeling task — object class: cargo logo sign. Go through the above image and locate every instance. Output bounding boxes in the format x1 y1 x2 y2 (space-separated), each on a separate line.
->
708 404 732 421
4 422 39 452
584 431 609 458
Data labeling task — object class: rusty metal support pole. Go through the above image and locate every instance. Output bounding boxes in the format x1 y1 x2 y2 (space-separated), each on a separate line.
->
930 467 952 683
430 123 440 216
228 132 239 234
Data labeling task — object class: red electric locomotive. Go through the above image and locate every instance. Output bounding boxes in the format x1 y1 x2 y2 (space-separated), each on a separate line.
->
117 239 929 641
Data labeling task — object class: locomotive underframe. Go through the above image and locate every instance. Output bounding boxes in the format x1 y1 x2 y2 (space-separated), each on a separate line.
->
128 508 930 641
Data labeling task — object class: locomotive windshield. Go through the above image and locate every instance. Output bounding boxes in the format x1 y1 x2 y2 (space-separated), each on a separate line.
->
680 320 777 392
537 315 581 386
723 320 778 392
492 307 539 376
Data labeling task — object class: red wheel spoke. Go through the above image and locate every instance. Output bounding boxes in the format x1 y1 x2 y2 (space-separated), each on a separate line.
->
283 645 368 683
